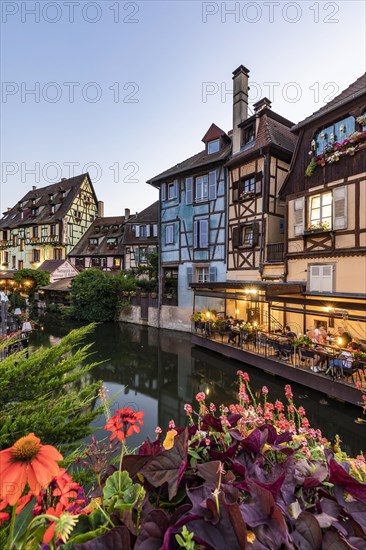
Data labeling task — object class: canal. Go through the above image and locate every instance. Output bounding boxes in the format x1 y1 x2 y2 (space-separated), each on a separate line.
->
30 316 366 457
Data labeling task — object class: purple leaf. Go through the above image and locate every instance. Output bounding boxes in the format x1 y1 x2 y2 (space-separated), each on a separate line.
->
241 429 267 454
322 531 359 549
201 414 223 432
345 501 366 536
208 442 238 461
141 430 188 500
138 437 162 457
294 512 322 550
134 509 169 550
75 526 131 550
197 461 222 484
329 458 366 503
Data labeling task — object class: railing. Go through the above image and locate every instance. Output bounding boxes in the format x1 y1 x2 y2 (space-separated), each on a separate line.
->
266 242 284 263
192 326 366 388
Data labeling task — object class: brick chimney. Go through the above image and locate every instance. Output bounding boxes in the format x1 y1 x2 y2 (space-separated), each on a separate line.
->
232 65 249 154
124 208 130 220
98 200 104 217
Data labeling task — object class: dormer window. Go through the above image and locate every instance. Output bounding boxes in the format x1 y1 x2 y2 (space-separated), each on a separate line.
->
315 115 355 154
51 205 55 214
49 193 54 201
207 139 220 154
243 125 255 145
18 201 23 209
31 207 37 216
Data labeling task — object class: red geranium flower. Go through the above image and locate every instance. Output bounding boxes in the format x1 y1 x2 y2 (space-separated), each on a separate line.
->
104 408 144 441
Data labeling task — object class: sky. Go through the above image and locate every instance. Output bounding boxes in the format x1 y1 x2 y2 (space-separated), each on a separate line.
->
1 0 365 216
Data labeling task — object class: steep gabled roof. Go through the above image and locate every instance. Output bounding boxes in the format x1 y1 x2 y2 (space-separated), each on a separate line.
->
68 216 126 257
201 123 230 143
0 173 97 229
228 110 296 166
147 144 231 186
131 201 159 224
292 73 366 131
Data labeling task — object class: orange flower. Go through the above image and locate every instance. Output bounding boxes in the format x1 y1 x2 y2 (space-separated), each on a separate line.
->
104 408 144 441
43 501 64 544
0 433 63 505
0 499 9 526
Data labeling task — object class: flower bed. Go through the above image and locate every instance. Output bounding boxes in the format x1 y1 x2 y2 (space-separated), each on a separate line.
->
1 375 366 549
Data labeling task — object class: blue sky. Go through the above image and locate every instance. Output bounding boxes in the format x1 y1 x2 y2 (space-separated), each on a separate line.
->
1 0 365 215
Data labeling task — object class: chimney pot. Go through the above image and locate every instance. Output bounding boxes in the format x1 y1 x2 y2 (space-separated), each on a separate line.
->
254 97 272 113
124 208 130 220
61 177 67 181
32 185 37 191
232 65 250 154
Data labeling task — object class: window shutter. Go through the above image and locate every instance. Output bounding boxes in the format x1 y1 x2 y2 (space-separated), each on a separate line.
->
232 181 239 202
186 177 193 205
309 265 321 292
208 170 217 200
173 179 178 198
255 171 262 194
135 225 140 238
320 265 333 292
294 197 305 236
153 224 158 237
161 183 166 201
209 266 217 282
252 222 260 247
200 219 209 248
333 186 347 230
193 221 198 249
187 266 193 286
146 225 151 238
232 226 240 248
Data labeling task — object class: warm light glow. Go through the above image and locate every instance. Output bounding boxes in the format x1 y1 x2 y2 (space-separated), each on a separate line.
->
205 386 210 396
337 337 343 346
205 311 210 319
235 309 239 314
250 289 258 295
253 321 258 327
24 280 32 287
325 306 333 313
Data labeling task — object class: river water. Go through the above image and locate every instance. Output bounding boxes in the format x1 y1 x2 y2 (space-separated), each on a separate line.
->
30 316 366 457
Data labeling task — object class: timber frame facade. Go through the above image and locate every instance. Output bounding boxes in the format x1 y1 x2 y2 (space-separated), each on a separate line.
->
68 202 158 272
147 123 230 320
227 98 296 285
0 174 99 270
278 72 366 340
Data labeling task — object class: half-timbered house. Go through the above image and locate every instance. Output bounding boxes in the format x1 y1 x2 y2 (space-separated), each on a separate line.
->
147 124 230 330
68 202 158 272
0 174 100 270
277 73 366 340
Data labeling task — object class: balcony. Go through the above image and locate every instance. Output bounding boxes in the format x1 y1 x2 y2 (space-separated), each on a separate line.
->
266 242 284 263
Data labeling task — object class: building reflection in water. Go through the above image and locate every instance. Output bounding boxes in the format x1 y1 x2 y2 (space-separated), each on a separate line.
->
31 316 366 457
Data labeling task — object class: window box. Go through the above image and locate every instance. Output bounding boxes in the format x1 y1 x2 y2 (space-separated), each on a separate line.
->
31 237 39 243
303 228 333 237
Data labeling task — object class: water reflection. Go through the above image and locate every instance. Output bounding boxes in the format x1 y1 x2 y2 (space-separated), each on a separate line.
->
30 316 366 456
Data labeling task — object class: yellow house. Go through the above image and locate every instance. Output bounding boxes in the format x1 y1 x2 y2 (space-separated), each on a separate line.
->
0 173 101 270
277 73 366 341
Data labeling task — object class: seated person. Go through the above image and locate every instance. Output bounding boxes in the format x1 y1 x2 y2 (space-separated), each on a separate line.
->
329 348 354 377
283 325 296 340
226 317 238 344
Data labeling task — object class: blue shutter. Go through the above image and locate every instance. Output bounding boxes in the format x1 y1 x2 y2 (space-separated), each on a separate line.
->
208 170 217 200
209 266 217 282
186 177 193 205
200 219 209 248
161 183 166 201
335 116 355 141
193 221 198 249
173 179 178 198
187 266 193 286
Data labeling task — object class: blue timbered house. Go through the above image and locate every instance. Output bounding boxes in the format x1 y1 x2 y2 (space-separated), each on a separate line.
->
147 123 231 330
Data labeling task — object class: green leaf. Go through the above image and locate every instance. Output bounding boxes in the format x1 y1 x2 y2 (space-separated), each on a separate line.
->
12 498 36 545
103 471 133 500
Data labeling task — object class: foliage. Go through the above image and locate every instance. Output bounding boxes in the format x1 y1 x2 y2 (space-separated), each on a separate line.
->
8 291 27 311
305 130 366 176
13 269 50 296
190 312 205 323
2 376 366 549
0 323 102 453
305 221 330 232
136 252 158 280
293 335 313 347
136 278 157 292
69 270 131 322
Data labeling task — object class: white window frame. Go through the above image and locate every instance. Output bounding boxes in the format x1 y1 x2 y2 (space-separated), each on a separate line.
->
167 180 178 200
207 139 220 154
195 175 209 202
308 191 332 229
196 266 209 283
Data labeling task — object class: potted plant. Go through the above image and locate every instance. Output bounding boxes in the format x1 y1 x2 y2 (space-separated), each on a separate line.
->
293 335 313 348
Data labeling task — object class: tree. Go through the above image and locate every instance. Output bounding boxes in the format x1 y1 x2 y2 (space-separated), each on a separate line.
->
13 268 50 298
0 324 102 453
70 269 128 322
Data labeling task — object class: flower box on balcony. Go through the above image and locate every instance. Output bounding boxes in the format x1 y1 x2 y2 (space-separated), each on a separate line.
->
31 237 39 243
